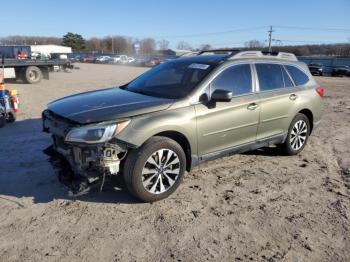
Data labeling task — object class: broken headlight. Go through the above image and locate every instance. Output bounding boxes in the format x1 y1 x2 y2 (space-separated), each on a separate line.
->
65 121 130 144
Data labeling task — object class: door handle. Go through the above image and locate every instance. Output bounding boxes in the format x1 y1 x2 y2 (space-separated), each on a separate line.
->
247 103 259 110
289 94 297 101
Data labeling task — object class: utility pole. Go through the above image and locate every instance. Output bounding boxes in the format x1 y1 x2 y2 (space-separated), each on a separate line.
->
268 26 274 53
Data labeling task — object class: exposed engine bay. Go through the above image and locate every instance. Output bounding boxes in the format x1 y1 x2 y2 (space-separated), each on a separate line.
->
42 109 130 194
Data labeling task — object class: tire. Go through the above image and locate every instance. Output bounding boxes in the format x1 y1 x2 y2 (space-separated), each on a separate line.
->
0 115 6 128
123 136 186 202
281 113 310 156
24 66 42 84
7 112 16 123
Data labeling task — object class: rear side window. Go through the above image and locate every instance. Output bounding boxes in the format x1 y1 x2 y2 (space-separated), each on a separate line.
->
256 63 284 91
282 66 294 87
211 64 252 96
285 65 309 86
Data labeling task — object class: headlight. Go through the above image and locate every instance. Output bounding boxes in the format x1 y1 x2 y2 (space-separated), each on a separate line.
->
65 120 130 144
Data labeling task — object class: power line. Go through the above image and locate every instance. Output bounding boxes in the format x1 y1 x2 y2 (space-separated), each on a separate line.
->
274 25 350 32
152 25 350 40
279 39 347 44
152 26 268 39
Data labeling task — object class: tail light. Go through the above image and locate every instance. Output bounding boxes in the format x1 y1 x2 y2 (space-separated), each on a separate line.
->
315 87 324 97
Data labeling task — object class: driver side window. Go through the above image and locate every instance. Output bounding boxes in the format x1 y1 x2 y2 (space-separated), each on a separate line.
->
211 64 252 96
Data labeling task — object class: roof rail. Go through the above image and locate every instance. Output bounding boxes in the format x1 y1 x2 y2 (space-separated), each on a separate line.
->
229 51 297 61
275 52 298 61
197 49 241 56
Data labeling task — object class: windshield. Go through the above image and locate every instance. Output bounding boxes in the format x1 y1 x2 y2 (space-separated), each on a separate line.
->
125 61 215 99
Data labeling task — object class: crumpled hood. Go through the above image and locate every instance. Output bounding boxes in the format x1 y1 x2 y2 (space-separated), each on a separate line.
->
47 87 173 124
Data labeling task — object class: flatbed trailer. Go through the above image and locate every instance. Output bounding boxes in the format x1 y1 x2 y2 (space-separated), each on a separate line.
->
2 58 73 84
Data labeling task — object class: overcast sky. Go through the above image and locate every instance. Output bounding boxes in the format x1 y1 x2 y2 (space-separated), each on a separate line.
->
2 0 350 48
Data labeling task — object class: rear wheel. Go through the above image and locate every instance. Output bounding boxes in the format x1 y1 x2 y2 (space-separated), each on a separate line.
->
123 136 186 202
281 113 310 155
24 66 42 84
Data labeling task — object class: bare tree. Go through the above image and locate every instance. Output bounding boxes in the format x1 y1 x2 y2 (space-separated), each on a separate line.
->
0 35 61 45
85 37 102 52
199 44 212 51
177 41 192 50
158 39 170 50
244 40 265 48
141 38 156 54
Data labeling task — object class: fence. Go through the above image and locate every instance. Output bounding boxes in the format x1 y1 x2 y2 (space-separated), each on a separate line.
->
298 56 350 75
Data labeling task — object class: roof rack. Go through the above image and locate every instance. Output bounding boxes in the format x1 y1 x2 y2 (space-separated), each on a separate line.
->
229 51 297 61
197 49 241 56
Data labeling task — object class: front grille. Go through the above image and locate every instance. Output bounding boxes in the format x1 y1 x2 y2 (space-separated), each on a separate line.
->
43 110 79 137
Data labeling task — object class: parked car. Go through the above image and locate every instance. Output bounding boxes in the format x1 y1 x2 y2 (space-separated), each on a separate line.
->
69 55 81 63
82 56 96 63
308 63 324 76
95 56 112 63
42 50 323 202
131 56 149 66
145 57 161 67
127 57 135 63
332 65 350 77
112 55 128 64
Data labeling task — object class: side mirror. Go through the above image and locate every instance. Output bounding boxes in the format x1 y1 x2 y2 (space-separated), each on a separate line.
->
211 89 232 102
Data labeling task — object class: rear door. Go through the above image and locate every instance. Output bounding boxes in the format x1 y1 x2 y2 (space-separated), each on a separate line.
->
255 63 297 140
195 63 260 156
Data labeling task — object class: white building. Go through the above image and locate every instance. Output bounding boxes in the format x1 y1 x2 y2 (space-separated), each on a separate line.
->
30 45 72 57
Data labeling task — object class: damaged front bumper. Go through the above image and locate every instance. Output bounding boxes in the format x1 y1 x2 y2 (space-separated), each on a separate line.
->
53 136 127 181
42 110 129 183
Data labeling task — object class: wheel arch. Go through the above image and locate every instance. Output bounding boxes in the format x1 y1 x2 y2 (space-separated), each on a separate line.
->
298 108 314 134
153 131 193 172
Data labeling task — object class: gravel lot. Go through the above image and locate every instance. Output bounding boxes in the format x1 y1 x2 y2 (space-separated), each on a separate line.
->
0 63 349 261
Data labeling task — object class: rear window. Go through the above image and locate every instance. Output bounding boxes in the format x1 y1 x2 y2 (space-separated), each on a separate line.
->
256 63 284 91
285 65 309 86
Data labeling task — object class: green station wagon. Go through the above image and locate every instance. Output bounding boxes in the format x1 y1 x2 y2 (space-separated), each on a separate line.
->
42 50 324 202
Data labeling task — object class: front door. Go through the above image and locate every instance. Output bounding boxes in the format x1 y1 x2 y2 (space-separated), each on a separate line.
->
195 64 260 156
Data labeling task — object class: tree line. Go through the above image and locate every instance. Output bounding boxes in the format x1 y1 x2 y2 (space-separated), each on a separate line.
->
244 40 350 57
0 33 349 57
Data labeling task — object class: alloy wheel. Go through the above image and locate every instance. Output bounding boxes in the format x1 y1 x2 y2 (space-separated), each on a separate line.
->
290 120 308 151
142 149 180 194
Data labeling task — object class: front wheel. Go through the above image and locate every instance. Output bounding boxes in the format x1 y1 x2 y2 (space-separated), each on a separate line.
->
281 113 310 155
123 136 186 202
